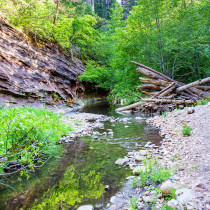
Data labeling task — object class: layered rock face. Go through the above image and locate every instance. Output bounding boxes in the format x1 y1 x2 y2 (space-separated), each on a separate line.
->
0 20 85 105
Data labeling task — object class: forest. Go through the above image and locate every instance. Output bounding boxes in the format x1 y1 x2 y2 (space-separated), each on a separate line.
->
0 0 209 104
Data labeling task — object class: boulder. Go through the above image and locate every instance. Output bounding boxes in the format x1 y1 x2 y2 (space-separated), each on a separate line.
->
160 181 175 197
176 188 197 204
139 150 148 156
143 196 153 203
134 155 143 162
167 199 179 209
115 156 129 165
133 166 146 175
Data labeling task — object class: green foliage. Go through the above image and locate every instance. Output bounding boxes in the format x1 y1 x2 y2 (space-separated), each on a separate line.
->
181 123 192 136
162 111 168 117
1 0 209 104
161 203 176 210
195 98 210 106
129 196 138 210
0 106 72 176
138 158 173 186
131 177 141 188
1 0 97 57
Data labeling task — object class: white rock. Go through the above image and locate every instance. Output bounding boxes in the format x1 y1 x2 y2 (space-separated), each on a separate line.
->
115 156 129 165
133 166 146 175
176 188 197 204
167 199 179 208
126 176 135 180
136 117 146 121
77 205 93 210
139 150 148 156
143 196 153 203
134 155 143 161
161 181 175 196
110 196 116 203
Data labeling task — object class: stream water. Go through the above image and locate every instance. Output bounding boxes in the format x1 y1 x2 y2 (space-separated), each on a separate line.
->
0 101 161 210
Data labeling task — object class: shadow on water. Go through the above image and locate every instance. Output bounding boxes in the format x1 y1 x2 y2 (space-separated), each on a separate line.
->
0 101 161 210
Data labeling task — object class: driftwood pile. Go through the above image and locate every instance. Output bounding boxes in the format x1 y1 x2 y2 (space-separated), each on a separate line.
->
116 61 210 113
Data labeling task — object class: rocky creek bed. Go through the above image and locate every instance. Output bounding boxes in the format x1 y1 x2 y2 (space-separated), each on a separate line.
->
1 102 209 210
107 103 210 210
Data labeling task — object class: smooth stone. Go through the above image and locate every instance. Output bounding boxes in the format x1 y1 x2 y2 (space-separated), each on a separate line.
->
139 150 148 156
77 205 93 210
133 166 146 175
176 189 197 204
115 156 129 165
110 196 116 203
126 176 136 180
143 196 153 203
134 155 143 161
161 181 175 196
136 117 146 121
167 199 179 208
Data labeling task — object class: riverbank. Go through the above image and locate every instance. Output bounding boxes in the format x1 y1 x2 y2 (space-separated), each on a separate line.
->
147 103 210 209
109 103 210 210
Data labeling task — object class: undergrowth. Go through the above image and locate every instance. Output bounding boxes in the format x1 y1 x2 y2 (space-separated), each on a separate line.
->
139 158 174 186
181 123 192 136
0 106 72 178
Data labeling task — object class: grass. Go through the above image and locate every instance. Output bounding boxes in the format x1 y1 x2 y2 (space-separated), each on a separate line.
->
162 111 168 117
191 164 198 169
138 158 174 186
129 196 138 210
164 187 176 200
0 106 72 178
161 203 177 210
181 123 192 136
131 177 141 188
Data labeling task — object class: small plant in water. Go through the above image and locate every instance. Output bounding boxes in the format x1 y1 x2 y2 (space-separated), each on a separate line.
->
181 123 192 136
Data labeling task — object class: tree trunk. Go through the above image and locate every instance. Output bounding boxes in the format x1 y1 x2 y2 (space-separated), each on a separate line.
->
115 101 144 112
141 98 194 104
54 1 60 26
137 84 161 91
139 77 172 87
176 77 210 93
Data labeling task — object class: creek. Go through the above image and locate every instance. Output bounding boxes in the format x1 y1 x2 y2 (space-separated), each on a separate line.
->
0 101 161 210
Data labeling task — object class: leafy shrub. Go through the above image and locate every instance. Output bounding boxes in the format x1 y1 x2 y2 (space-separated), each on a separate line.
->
181 123 192 136
0 106 72 177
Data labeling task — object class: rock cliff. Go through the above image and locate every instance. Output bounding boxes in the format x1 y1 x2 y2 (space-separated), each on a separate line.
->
0 19 85 105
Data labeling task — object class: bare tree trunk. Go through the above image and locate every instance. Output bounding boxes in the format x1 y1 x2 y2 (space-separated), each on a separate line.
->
54 1 60 26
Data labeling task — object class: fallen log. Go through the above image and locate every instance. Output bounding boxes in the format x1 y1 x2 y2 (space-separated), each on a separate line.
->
115 101 144 112
195 86 210 91
137 68 164 80
141 98 194 104
131 61 173 82
176 77 210 93
152 82 175 98
142 91 159 95
158 85 176 98
137 84 161 91
139 77 172 87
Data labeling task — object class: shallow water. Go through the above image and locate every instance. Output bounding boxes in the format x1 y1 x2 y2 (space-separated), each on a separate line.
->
0 102 161 210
